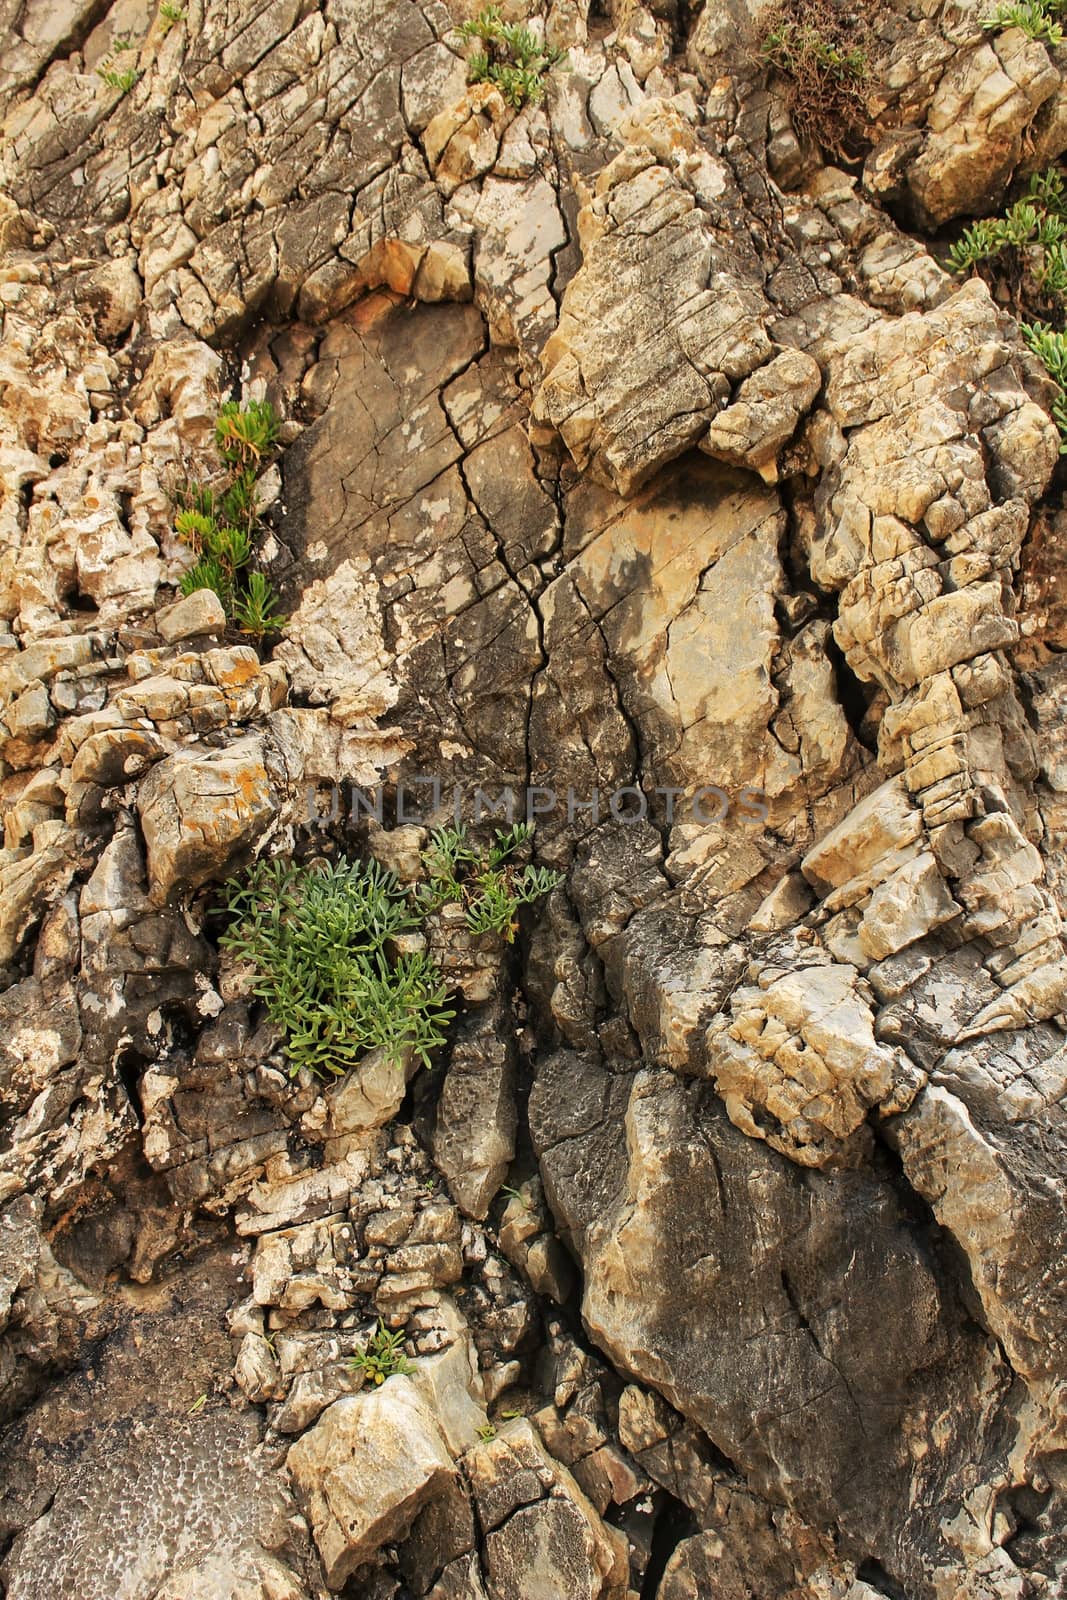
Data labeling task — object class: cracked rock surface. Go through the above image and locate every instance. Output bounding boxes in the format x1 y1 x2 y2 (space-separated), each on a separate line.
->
2 1 1067 1598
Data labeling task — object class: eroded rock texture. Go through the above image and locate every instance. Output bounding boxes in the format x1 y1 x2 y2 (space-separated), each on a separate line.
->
1 0 1067 1597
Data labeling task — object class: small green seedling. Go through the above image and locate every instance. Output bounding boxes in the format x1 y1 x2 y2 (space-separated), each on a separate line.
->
350 1320 415 1385
477 1422 498 1442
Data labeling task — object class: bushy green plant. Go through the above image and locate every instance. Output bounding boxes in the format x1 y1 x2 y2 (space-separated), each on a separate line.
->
1021 320 1067 449
418 823 562 944
159 0 185 31
220 857 455 1078
758 0 870 159
947 170 1067 324
947 175 1067 271
984 0 1067 43
349 1321 415 1385
457 6 566 106
176 399 285 637
215 398 280 470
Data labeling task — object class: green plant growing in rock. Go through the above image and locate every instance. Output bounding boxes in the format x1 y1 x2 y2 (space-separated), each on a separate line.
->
418 823 562 944
758 0 870 159
1021 321 1067 449
159 0 185 32
457 6 567 107
220 857 455 1079
96 35 140 93
984 0 1067 43
176 398 285 638
947 169 1067 322
349 1321 415 1385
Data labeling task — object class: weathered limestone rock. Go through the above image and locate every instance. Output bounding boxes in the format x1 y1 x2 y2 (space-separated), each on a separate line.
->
701 348 822 483
320 1047 416 1141
287 1379 456 1589
707 957 925 1167
466 1420 629 1600
0 821 80 967
433 1001 518 1220
155 588 227 643
889 1039 1067 1437
531 1055 1011 1594
888 34 1061 227
424 85 513 197
0 1258 311 1600
137 722 301 901
2 4 1067 1599
534 158 773 495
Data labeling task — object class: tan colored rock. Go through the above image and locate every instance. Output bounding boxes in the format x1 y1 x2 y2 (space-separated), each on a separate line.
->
701 349 822 483
891 1079 1067 1431
0 636 93 704
0 821 79 966
466 1420 629 1600
69 726 166 787
749 871 815 933
287 1379 456 1589
252 1219 355 1314
156 588 227 642
153 1550 308 1600
469 176 566 357
80 255 143 341
401 42 471 134
320 1047 416 1142
424 85 512 197
273 555 398 721
407 1331 488 1456
533 161 772 495
233 1332 284 1403
136 726 299 902
433 1003 517 1220
801 777 922 899
904 34 1060 226
857 851 958 961
707 961 925 1167
4 683 53 743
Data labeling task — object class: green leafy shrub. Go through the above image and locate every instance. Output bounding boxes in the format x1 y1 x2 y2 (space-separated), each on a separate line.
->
349 1321 415 1385
946 169 1067 323
418 823 562 944
457 6 566 106
758 0 870 160
176 399 285 638
1021 321 1067 449
984 0 1067 43
947 172 1066 270
220 857 455 1079
159 0 185 32
221 826 560 1082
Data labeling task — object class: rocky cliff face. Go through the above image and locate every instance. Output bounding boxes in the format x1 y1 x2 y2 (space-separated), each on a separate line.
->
2 1 1067 1597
